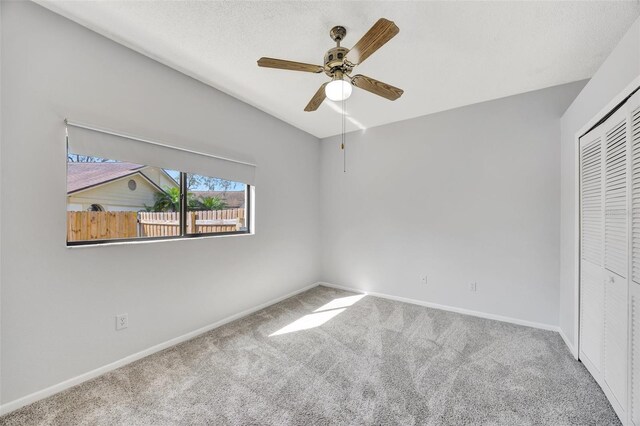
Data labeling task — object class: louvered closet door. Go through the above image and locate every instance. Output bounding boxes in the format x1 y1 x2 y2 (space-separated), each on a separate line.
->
604 107 628 413
630 94 640 426
580 129 605 372
632 283 640 426
605 112 628 277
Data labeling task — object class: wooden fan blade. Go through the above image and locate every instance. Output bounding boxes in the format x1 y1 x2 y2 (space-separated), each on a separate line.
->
347 18 399 65
304 83 328 112
351 74 403 101
257 57 324 73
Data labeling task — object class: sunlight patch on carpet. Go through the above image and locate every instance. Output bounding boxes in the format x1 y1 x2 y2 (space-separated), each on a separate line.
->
314 294 366 312
269 308 346 336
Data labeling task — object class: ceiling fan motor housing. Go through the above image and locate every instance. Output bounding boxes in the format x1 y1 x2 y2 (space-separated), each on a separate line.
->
324 47 350 75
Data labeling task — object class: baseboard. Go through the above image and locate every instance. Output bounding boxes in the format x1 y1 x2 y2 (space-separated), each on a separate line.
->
0 281 320 417
557 327 578 359
318 281 560 332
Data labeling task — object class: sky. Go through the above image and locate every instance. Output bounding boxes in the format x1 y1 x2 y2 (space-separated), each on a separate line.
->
164 169 244 191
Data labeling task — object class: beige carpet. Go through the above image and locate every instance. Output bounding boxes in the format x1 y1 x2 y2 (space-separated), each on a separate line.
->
0 285 620 425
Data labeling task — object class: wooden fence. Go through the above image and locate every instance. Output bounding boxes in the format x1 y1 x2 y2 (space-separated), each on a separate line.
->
68 209 245 241
190 209 245 234
67 211 138 242
138 212 180 237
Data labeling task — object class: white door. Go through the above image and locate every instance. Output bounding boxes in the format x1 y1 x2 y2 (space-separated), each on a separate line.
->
604 271 628 412
580 129 605 372
631 282 640 426
603 108 628 414
630 93 640 426
580 87 640 425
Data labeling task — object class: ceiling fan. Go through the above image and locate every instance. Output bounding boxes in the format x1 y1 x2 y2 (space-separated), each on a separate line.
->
257 18 404 112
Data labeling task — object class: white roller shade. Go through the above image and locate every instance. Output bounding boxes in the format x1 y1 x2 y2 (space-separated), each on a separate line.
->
66 120 256 185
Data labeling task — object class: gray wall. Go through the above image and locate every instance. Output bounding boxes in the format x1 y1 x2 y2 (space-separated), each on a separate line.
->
559 16 640 351
320 82 585 327
0 2 320 403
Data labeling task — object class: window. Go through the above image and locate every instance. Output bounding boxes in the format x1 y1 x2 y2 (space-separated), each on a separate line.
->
66 153 251 245
186 173 248 234
88 204 104 212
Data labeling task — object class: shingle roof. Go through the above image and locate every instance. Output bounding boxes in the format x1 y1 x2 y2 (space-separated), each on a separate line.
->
190 191 246 208
67 162 145 193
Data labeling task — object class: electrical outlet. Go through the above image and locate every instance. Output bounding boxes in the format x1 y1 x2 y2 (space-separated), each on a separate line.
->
469 282 477 292
116 314 128 330
421 276 428 285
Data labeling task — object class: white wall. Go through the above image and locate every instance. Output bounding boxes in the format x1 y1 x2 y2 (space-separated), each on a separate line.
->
320 82 585 327
0 2 320 404
559 17 640 352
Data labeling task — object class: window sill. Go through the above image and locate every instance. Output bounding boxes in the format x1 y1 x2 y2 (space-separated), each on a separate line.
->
66 231 254 248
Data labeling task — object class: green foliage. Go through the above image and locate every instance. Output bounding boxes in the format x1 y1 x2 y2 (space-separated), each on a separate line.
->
197 196 227 211
145 188 228 212
188 197 201 210
146 187 183 212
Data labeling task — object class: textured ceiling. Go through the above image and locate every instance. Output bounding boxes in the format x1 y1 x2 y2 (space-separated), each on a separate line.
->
38 1 640 138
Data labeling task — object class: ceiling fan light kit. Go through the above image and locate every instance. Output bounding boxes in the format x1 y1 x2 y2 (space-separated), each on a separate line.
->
325 72 352 101
257 18 404 112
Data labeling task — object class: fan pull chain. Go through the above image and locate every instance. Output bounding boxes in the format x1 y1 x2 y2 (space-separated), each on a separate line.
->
341 89 347 173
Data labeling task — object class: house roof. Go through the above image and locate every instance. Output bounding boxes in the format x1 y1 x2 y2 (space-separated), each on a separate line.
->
191 191 245 209
67 162 146 193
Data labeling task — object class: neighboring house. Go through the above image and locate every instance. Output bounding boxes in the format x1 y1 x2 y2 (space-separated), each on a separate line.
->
67 162 178 212
67 162 246 211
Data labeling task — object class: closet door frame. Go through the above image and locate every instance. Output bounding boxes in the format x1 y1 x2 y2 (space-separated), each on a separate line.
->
575 76 640 426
